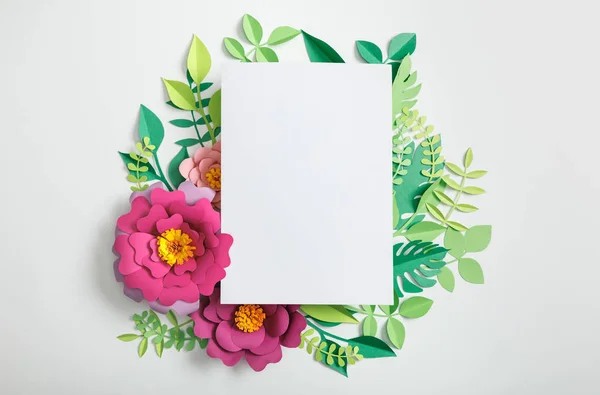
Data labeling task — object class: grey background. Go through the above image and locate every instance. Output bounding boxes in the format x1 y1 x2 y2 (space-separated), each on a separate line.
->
0 0 598 394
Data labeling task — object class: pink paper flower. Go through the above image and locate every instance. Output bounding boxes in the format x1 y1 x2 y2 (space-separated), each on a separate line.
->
179 142 222 209
191 288 307 372
113 181 233 316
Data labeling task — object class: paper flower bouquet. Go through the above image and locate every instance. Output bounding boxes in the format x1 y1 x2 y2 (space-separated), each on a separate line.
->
114 14 492 376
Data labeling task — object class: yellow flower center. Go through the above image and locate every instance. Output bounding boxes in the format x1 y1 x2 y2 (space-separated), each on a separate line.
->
234 304 266 333
156 228 196 266
205 167 221 190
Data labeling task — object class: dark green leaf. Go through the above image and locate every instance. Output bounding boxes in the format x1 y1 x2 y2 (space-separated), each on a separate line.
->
301 30 344 63
169 119 195 128
167 146 189 188
139 105 165 149
175 138 201 147
347 336 396 358
356 40 383 63
392 240 448 297
388 33 417 61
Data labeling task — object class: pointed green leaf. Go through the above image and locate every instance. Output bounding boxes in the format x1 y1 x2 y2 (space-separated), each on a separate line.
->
403 221 446 242
138 105 164 149
446 162 465 176
444 228 465 258
242 14 263 45
455 203 479 213
464 225 492 252
169 119 195 128
167 146 189 188
208 89 221 128
426 202 445 222
223 37 247 60
356 40 383 64
117 334 140 342
388 33 416 61
301 30 344 63
155 339 164 357
162 79 196 111
442 176 462 191
393 240 448 297
447 221 468 231
301 305 359 324
175 138 201 147
463 186 486 195
458 258 484 284
464 148 473 168
433 190 454 206
437 266 455 292
361 316 377 336
399 296 433 318
267 26 300 45
466 170 487 179
138 337 148 357
347 336 395 358
256 47 279 62
166 311 178 326
119 152 159 181
187 35 211 84
386 317 406 349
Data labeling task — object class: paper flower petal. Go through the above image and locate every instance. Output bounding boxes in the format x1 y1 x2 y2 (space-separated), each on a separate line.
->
206 340 244 367
216 321 243 352
280 312 306 348
245 345 283 372
264 305 290 338
231 325 265 349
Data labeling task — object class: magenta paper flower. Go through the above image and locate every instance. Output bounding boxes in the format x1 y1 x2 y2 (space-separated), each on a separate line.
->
191 288 307 372
179 142 221 209
113 181 233 316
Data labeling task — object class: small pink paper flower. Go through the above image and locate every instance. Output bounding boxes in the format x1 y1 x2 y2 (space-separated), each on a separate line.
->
191 288 307 372
179 142 221 209
113 181 233 316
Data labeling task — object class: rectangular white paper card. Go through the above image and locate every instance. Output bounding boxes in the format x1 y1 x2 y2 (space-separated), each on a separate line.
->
220 63 391 305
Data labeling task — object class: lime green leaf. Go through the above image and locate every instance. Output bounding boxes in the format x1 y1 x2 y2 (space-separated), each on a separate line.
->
386 317 406 348
208 89 221 128
117 334 140 342
442 176 462 191
361 316 377 336
399 296 433 318
301 30 344 63
155 339 164 357
138 105 164 149
256 47 279 62
463 186 486 195
458 258 484 284
119 152 159 181
301 305 359 324
138 337 148 357
175 138 201 147
267 26 300 45
347 336 395 358
437 266 455 292
456 203 479 213
445 162 465 176
356 40 383 63
433 190 454 206
162 79 196 111
426 202 445 222
464 148 473 168
187 35 211 84
168 146 189 188
242 14 263 45
444 228 465 258
414 178 443 214
388 33 416 61
166 311 178 326
466 170 488 179
464 225 492 252
447 221 468 232
223 37 247 60
403 221 446 242
169 119 195 128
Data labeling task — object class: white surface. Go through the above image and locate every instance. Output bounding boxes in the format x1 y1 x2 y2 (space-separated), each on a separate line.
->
0 0 599 394
220 63 391 304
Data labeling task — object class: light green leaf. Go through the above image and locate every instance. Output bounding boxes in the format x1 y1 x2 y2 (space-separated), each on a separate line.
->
444 228 465 259
388 33 417 61
256 47 279 62
426 203 445 222
162 79 196 111
464 225 492 252
386 318 406 349
356 40 383 64
223 37 247 60
442 176 462 191
301 305 359 324
155 339 164 357
464 148 473 168
267 26 300 45
362 316 377 336
433 190 454 206
456 203 479 213
187 35 211 84
463 186 486 195
398 296 433 318
403 221 446 242
138 105 164 149
166 311 178 326
242 14 263 46
446 162 465 176
208 89 222 128
466 170 488 179
437 266 455 292
458 258 484 284
447 221 468 232
119 152 159 181
138 337 148 357
168 146 189 189
117 334 140 342
301 30 344 63
415 178 443 214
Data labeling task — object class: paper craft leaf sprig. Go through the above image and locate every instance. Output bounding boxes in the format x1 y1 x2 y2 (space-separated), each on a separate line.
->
356 33 417 80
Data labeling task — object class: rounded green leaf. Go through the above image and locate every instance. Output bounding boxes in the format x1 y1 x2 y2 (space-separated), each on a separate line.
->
267 26 301 45
356 40 383 64
398 296 433 318
117 334 139 342
444 228 466 258
138 337 148 357
138 105 164 149
242 14 263 45
187 35 211 84
223 37 246 60
256 47 279 62
388 33 417 61
404 221 446 242
361 316 377 336
464 225 492 252
162 79 197 111
386 318 406 349
464 148 473 168
301 305 359 324
437 266 455 292
458 258 484 284
208 89 221 128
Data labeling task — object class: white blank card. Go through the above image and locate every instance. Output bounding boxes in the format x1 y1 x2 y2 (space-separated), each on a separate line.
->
220 62 391 305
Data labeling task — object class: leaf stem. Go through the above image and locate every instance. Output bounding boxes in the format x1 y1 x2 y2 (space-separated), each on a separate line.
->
195 91 216 145
245 47 256 59
189 110 205 147
306 318 349 343
152 154 174 191
444 169 467 224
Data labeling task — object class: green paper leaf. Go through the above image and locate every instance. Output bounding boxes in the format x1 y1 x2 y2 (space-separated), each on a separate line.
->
392 196 400 229
393 240 448 297
187 35 211 84
433 190 454 206
466 170 488 179
256 47 279 62
267 26 300 45
117 334 139 342
169 119 195 128
194 82 213 92
223 37 247 60
426 202 445 222
399 296 433 318
175 138 201 147
447 221 468 232
242 14 263 46
361 316 377 336
356 40 383 63
138 105 164 149
138 337 148 357
168 146 189 189
444 228 466 259
464 148 473 168
442 176 462 191
404 221 446 242
155 339 164 357
119 152 159 181
446 162 465 176
301 30 344 63
464 225 492 252
301 305 359 324
347 336 396 358
386 317 406 349
388 33 417 61
316 338 348 377
458 258 484 284
463 186 486 195
437 266 455 292
162 79 196 111
166 311 178 326
392 55 421 116
455 203 479 213
208 89 222 128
